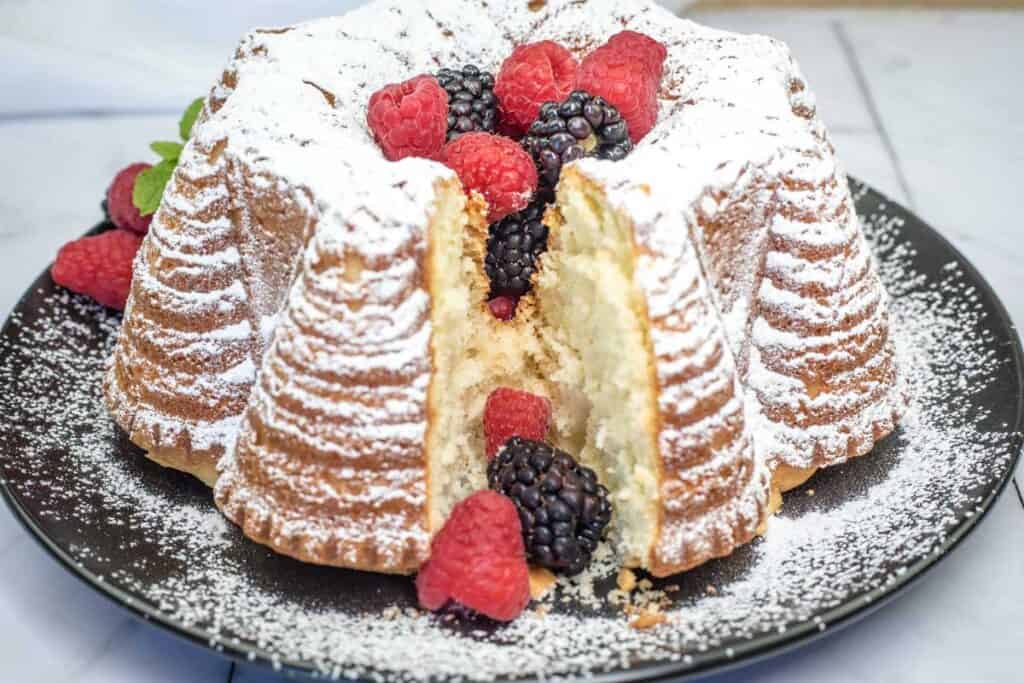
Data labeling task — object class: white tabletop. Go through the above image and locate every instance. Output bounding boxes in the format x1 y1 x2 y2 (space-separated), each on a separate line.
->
1 4 1021 682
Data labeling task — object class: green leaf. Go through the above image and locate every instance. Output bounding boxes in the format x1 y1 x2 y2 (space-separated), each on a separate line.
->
132 159 176 216
150 140 183 162
179 97 204 141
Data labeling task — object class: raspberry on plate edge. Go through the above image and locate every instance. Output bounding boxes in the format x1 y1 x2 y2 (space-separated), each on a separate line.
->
51 229 144 311
416 490 530 622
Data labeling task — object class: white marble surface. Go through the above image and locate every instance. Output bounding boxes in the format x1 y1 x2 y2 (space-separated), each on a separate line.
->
0 4 1021 683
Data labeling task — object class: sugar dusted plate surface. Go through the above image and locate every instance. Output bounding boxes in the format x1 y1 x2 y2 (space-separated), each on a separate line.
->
0 179 1020 682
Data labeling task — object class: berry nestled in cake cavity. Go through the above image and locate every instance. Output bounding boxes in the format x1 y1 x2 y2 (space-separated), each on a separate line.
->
488 438 612 575
575 31 667 144
415 490 530 622
106 163 154 234
436 65 499 141
522 91 632 188
367 75 449 161
485 195 550 299
51 229 143 310
483 388 552 458
487 295 518 321
442 132 538 222
494 41 579 138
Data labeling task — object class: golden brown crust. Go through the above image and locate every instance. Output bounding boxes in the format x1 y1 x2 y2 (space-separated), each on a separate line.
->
773 463 817 493
147 448 219 488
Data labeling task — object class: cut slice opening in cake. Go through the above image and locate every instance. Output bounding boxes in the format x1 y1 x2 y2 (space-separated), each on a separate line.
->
423 182 555 532
424 171 666 568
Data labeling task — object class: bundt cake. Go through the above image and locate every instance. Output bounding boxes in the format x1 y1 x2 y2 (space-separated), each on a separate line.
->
103 0 904 576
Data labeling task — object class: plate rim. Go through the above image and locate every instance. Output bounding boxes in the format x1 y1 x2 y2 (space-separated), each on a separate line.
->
1 179 1021 682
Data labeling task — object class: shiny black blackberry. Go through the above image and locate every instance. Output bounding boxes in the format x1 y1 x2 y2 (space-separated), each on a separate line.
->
484 193 551 298
488 437 612 575
436 65 499 141
521 90 632 187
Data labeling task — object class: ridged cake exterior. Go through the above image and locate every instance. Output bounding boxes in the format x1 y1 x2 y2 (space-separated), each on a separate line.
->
213 173 462 573
104 0 903 575
557 1 905 473
103 134 316 485
554 168 771 576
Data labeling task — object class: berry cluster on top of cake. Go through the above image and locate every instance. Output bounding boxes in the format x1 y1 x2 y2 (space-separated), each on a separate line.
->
77 0 905 624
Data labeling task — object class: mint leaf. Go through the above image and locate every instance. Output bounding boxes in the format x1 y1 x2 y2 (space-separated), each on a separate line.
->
150 140 183 162
132 159 176 216
179 97 204 141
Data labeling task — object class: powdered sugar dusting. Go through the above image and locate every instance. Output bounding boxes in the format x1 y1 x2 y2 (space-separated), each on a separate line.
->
0 182 1018 681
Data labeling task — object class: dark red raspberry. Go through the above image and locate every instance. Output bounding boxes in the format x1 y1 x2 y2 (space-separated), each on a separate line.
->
575 31 667 144
416 490 530 622
106 163 154 234
51 229 143 310
483 387 551 459
487 295 518 321
494 41 579 138
367 75 449 161
441 133 537 222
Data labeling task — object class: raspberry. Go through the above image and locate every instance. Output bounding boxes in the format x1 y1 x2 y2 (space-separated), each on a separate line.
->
51 229 143 310
441 133 537 222
367 75 449 161
106 163 154 234
483 387 551 459
488 296 518 321
416 490 530 622
575 31 667 144
605 31 668 78
494 41 579 138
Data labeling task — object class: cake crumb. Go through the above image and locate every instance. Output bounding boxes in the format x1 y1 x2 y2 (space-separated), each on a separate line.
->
528 566 557 600
630 608 667 630
757 486 784 536
617 568 637 593
664 584 680 593
637 579 653 591
706 585 717 595
806 489 816 497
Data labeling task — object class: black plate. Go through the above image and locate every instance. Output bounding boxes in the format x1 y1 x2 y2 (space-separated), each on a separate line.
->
0 179 1020 682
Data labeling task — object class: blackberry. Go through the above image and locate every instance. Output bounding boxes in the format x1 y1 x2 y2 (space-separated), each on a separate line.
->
522 90 632 187
488 437 612 575
484 191 552 298
436 65 499 142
